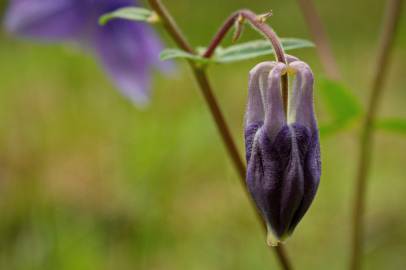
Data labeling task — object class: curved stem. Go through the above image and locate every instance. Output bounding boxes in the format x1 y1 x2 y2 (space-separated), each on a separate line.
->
203 9 289 115
296 0 341 80
350 0 403 269
147 1 293 269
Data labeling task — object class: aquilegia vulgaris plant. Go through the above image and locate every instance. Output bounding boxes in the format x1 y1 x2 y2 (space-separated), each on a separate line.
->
3 0 402 269
97 5 320 268
4 0 169 104
96 1 404 268
4 1 320 268
245 58 321 246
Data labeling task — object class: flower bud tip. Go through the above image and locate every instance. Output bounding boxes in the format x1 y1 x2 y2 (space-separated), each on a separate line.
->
266 230 280 247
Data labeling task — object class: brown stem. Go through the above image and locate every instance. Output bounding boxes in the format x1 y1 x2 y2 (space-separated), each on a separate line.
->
350 0 403 269
296 0 341 80
148 0 194 53
193 68 292 270
147 1 293 269
203 9 289 115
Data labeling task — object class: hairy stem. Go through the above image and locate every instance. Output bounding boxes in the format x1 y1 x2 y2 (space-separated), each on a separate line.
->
147 1 292 269
203 10 289 115
296 0 341 80
350 0 403 269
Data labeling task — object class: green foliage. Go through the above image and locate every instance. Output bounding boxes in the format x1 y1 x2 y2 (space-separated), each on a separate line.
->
213 38 314 63
159 49 210 64
99 7 153 25
375 118 406 135
318 78 363 136
160 38 314 64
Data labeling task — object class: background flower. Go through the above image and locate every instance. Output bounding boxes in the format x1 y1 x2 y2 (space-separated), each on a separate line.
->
4 0 170 105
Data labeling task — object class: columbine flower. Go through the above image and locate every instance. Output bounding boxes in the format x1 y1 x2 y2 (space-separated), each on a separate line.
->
4 0 169 105
244 57 321 246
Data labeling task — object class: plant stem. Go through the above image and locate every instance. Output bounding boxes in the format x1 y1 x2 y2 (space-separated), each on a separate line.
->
203 10 289 115
193 67 292 270
147 1 292 269
148 0 194 53
350 0 403 269
296 0 341 80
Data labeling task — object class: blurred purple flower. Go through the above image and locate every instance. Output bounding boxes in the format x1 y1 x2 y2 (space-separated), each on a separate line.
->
244 57 321 245
4 0 170 105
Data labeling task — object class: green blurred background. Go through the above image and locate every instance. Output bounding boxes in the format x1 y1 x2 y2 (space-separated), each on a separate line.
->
0 0 405 269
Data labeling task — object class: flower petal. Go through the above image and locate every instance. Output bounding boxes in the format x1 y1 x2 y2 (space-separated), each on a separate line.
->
287 61 321 233
278 124 308 236
92 19 164 104
287 129 320 234
4 0 85 41
137 24 173 72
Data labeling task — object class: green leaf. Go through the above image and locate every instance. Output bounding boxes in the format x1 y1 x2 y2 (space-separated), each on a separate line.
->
160 38 313 64
318 78 363 135
213 38 314 63
99 7 153 25
375 118 406 135
159 49 212 64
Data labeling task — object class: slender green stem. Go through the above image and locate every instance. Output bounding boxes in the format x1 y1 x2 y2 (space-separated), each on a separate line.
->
147 1 293 269
350 0 403 269
296 0 341 80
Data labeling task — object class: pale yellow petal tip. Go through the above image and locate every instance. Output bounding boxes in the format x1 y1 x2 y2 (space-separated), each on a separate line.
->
266 230 281 247
266 225 288 247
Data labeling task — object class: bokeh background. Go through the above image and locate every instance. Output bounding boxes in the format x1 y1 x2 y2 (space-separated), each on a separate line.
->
0 0 405 269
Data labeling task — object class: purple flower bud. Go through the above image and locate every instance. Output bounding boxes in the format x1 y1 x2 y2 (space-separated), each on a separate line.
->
244 58 321 245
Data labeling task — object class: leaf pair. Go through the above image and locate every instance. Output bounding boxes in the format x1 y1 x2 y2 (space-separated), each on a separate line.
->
160 39 314 64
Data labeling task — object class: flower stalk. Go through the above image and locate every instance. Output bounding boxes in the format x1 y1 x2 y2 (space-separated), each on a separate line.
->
147 0 292 269
350 0 403 269
296 0 341 80
203 9 289 115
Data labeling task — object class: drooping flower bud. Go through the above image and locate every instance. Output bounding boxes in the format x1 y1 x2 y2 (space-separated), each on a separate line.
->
244 57 321 246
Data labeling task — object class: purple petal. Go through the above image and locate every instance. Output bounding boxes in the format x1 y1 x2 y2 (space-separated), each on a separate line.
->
137 24 173 72
4 0 85 41
246 124 309 239
286 61 321 233
92 19 164 104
